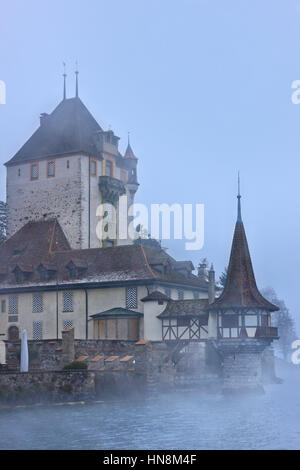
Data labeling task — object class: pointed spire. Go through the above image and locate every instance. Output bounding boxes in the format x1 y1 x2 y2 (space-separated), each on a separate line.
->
75 61 79 98
237 171 242 222
63 62 67 100
124 132 137 159
206 181 279 312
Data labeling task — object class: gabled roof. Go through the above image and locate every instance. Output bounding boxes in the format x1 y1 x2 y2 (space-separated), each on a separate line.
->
141 291 170 302
158 299 209 318
207 194 278 312
6 97 103 165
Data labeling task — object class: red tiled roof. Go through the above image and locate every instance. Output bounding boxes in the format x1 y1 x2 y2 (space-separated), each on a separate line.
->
0 220 209 291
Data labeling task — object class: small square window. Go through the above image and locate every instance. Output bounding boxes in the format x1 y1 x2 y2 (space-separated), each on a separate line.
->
1 300 6 313
63 319 73 331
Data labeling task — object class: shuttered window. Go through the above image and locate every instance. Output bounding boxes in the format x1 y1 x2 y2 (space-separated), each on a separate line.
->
63 319 73 331
33 294 43 313
63 292 73 312
126 287 137 309
33 321 43 340
8 295 18 314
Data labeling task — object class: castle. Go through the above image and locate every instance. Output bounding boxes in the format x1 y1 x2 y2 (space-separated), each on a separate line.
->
0 76 279 393
0 78 215 342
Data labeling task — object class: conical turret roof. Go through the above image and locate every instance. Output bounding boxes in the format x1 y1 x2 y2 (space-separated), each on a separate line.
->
208 189 278 311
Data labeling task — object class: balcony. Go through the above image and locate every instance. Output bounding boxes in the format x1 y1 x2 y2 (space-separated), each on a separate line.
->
255 326 278 339
98 176 126 204
218 326 278 339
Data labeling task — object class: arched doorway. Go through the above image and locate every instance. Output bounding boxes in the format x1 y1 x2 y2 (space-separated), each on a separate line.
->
8 325 19 341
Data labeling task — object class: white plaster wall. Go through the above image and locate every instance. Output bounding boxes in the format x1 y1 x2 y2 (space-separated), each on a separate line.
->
143 301 166 341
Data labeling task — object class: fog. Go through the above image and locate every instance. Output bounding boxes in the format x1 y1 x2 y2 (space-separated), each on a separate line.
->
0 2 299 319
0 359 298 450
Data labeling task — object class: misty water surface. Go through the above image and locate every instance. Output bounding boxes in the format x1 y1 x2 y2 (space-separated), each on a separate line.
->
0 360 299 450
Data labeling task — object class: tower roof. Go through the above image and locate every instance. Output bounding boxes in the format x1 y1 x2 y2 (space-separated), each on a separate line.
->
124 142 137 159
6 97 103 165
207 187 278 311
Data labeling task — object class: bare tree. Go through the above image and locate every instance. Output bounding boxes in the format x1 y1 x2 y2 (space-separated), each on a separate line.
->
261 287 297 361
219 267 228 288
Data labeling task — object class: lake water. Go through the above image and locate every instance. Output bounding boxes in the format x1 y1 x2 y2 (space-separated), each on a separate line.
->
0 360 299 450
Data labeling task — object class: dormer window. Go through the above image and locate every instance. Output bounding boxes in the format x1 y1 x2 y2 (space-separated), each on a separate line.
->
30 163 38 180
66 260 87 279
47 160 55 177
37 264 56 281
13 265 32 283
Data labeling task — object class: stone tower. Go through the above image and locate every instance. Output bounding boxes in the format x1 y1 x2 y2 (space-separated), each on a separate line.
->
5 81 139 249
206 186 279 394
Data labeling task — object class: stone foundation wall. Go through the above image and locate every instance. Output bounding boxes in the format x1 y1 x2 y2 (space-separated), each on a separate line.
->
0 369 147 406
0 370 96 405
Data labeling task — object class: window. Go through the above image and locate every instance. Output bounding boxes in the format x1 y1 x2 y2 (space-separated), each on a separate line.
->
63 319 73 331
30 163 39 180
177 317 190 327
33 321 43 340
178 289 184 300
37 264 56 281
222 314 238 328
1 300 6 313
63 292 73 312
126 287 137 309
121 170 127 184
18 168 21 177
193 291 200 300
13 266 31 283
8 295 18 314
106 160 113 177
164 287 171 298
8 316 18 323
67 160 70 169
47 160 55 177
90 159 97 176
33 294 43 313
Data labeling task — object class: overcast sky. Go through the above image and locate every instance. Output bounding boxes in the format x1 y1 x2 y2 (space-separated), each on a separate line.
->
0 0 299 330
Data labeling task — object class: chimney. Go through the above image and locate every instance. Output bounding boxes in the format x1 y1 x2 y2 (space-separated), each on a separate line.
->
197 261 207 281
40 113 49 126
208 264 215 304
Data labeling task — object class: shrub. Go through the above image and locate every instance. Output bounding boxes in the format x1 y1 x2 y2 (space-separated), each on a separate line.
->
62 361 88 370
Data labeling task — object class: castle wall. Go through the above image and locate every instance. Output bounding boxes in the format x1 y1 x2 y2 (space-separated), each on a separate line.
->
6 155 84 249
